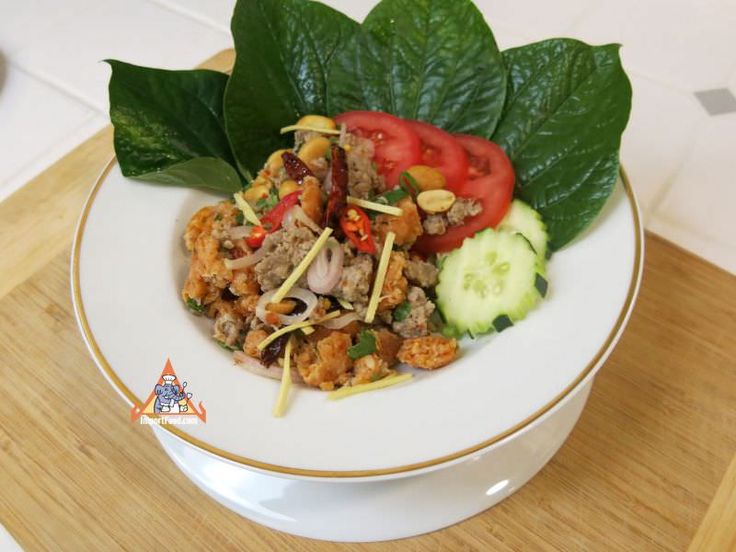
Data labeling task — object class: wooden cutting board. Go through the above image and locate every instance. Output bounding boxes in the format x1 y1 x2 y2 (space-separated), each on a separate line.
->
1 50 735 551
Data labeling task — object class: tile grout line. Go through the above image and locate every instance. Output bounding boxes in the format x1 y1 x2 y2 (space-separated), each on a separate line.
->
0 113 106 201
8 60 106 115
145 0 231 34
645 111 713 219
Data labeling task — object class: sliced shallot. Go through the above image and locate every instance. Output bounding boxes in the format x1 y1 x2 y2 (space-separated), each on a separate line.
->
284 205 322 234
256 287 318 326
224 246 267 270
320 312 360 330
307 238 343 294
228 225 253 240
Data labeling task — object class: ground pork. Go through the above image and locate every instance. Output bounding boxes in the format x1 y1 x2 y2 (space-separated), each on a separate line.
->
404 257 439 287
308 157 330 180
422 214 446 235
397 336 458 370
335 253 373 304
447 198 482 226
211 300 244 348
392 286 435 338
345 133 384 198
254 226 316 291
295 332 353 390
420 199 482 235
374 197 424 247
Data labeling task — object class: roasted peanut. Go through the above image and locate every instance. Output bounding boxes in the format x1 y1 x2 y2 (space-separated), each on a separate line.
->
297 115 337 131
266 149 289 173
406 165 446 191
417 189 456 214
298 136 331 164
243 184 270 204
278 179 301 199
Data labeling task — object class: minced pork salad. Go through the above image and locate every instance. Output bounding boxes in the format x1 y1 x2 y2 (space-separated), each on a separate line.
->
181 112 550 410
107 0 632 416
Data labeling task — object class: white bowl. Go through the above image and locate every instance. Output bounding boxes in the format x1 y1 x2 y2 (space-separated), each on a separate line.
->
72 159 642 539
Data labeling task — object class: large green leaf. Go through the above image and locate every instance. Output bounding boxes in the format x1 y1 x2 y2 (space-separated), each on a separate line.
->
224 0 358 174
107 60 238 192
492 40 632 250
134 157 242 193
327 0 506 136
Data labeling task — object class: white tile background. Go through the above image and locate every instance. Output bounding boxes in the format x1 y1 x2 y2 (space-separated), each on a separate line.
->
0 0 734 276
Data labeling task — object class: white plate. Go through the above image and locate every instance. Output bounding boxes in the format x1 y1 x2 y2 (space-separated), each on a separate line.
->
72 160 642 479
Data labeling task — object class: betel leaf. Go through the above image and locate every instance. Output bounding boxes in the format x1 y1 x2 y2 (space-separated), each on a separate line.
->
492 40 632 250
107 60 240 192
224 0 359 174
328 0 507 137
136 157 242 194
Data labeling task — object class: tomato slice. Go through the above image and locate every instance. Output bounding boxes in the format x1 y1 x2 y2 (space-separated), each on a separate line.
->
405 120 468 191
413 134 514 254
334 111 422 188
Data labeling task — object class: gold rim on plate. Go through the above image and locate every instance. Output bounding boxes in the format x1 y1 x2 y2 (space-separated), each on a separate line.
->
72 158 643 479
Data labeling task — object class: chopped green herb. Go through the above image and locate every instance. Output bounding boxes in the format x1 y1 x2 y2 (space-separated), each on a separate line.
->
214 213 223 221
393 301 412 322
375 187 409 205
235 212 245 225
217 340 240 352
186 298 205 314
256 189 279 212
324 147 332 161
399 172 420 195
347 330 377 360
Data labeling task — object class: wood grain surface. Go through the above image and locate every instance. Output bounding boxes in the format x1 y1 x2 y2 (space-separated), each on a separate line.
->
1 50 735 551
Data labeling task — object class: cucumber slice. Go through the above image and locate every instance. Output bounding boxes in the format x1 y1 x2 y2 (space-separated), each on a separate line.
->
436 228 545 336
498 199 548 262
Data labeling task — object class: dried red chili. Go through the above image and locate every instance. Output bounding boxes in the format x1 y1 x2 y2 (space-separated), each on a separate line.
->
281 151 314 182
324 144 348 228
340 206 376 254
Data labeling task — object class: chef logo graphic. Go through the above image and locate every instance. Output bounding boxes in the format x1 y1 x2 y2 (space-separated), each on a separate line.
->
130 358 206 425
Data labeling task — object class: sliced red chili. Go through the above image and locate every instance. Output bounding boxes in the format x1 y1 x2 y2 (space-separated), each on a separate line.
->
281 151 314 182
260 190 302 231
324 144 348 228
245 226 267 249
340 206 376 254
